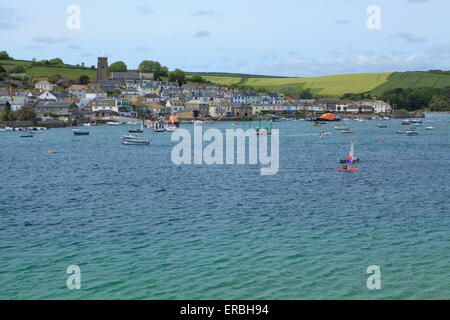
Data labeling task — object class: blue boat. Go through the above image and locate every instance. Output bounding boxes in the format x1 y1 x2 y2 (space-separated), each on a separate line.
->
20 134 34 138
73 131 90 136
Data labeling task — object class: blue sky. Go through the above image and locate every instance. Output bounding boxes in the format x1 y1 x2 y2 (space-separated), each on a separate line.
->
0 0 449 76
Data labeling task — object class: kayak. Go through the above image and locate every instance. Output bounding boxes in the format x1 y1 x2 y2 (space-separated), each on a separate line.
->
336 168 360 171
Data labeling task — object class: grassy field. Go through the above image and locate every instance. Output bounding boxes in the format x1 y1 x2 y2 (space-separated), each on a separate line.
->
204 73 392 97
371 72 450 96
0 59 96 80
2 59 450 97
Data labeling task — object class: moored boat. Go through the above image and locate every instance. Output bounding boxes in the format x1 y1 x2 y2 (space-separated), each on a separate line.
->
73 131 90 136
122 138 150 145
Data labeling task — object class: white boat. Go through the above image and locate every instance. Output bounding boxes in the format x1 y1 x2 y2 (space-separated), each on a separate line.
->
121 134 139 140
166 124 177 132
107 121 121 126
122 138 150 145
256 128 272 136
425 126 435 130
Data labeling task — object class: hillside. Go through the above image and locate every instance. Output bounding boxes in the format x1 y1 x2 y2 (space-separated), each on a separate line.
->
202 73 392 97
2 58 450 98
0 59 96 80
371 72 450 96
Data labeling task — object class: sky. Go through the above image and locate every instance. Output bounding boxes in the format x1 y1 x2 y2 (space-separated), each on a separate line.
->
0 0 449 77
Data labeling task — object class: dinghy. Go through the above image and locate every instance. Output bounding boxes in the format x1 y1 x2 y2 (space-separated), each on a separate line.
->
337 140 360 171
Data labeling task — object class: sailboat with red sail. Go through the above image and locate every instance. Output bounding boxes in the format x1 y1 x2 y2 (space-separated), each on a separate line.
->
336 140 360 171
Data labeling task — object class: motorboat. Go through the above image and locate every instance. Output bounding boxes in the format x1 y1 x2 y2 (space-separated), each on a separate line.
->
406 130 419 136
122 138 150 145
73 130 90 136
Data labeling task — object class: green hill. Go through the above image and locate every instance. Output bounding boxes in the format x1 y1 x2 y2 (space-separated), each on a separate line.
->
2 58 450 98
0 59 96 80
371 72 450 96
202 73 392 97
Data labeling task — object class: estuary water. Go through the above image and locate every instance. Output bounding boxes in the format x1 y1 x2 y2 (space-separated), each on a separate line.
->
1 113 449 300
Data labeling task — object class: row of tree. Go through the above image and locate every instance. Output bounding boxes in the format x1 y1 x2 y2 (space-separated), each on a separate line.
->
380 87 450 111
1 104 37 123
108 60 187 85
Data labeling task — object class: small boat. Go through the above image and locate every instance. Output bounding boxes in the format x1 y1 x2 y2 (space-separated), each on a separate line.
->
320 132 330 136
129 121 144 133
341 129 354 134
73 130 90 136
256 128 272 135
166 124 177 132
425 126 435 130
337 140 360 171
401 121 411 125
410 120 423 124
122 138 150 145
376 125 388 128
20 134 34 138
121 134 139 140
334 125 349 130
406 130 419 136
107 121 121 126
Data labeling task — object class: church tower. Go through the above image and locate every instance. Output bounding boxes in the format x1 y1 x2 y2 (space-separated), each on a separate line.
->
96 57 108 81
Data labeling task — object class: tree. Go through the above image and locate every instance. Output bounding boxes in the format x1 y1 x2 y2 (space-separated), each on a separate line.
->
49 74 63 84
14 106 37 123
109 61 128 72
168 69 186 86
0 102 14 122
49 58 64 65
138 60 170 79
139 60 161 73
0 65 6 74
9 65 26 73
79 75 90 85
0 51 13 60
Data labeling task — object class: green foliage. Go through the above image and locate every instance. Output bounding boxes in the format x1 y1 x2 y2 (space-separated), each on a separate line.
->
188 75 211 84
168 69 186 86
79 75 90 85
0 64 6 74
14 106 37 122
0 51 13 60
429 87 450 111
109 61 128 72
49 58 64 65
341 92 372 100
381 87 444 111
138 60 169 79
1 103 14 121
9 65 26 73
425 70 450 76
49 74 63 84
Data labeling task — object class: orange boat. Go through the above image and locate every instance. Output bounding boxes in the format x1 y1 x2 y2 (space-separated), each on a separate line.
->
320 113 336 121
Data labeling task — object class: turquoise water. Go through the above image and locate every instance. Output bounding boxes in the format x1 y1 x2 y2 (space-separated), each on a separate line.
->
1 114 449 300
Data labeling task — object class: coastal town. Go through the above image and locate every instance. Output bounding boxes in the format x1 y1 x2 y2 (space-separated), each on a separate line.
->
0 57 402 128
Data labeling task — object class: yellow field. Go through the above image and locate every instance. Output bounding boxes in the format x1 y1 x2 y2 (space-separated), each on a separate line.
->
203 73 393 97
